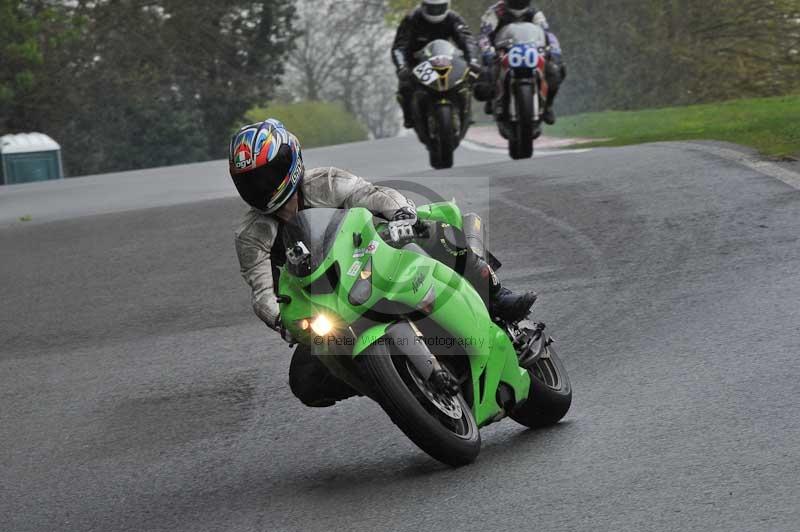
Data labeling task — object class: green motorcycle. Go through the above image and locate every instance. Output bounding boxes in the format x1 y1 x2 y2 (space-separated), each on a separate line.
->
278 201 571 466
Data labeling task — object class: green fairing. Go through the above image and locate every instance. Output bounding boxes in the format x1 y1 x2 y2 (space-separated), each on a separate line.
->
278 203 530 426
352 323 392 356
416 201 463 230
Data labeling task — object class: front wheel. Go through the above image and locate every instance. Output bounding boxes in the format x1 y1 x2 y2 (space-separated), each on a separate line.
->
510 344 572 428
358 343 480 466
509 82 534 160
429 104 455 169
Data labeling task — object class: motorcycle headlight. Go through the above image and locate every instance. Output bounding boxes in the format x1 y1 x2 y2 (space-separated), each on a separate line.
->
310 314 334 336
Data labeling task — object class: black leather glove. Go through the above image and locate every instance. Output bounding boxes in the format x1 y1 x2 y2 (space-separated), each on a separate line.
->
397 66 412 83
392 206 416 220
388 207 417 242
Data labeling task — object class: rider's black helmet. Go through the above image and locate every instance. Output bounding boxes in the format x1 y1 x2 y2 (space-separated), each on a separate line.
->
506 0 531 16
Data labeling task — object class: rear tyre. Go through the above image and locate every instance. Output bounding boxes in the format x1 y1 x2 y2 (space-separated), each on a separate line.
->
358 343 480 466
509 83 534 160
429 105 455 169
510 345 572 428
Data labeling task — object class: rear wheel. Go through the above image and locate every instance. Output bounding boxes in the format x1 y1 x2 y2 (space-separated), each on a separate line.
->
429 105 455 169
510 344 572 428
509 83 534 160
358 343 480 466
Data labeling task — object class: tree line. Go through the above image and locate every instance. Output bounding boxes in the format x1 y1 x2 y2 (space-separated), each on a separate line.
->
542 0 800 114
3 1 799 176
2 0 293 176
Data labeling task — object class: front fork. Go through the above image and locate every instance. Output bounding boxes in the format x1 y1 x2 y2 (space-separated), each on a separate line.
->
352 320 443 382
352 318 531 426
509 78 538 122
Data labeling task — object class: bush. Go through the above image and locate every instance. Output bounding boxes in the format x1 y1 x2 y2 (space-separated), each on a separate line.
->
242 101 368 149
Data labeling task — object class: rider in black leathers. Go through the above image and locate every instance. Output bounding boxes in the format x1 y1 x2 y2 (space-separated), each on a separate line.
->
391 0 481 128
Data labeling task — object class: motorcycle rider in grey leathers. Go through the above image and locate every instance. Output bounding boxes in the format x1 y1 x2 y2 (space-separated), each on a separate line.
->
230 119 537 407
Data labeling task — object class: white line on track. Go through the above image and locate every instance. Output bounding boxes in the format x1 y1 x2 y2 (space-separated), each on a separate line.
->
461 139 591 158
676 142 800 191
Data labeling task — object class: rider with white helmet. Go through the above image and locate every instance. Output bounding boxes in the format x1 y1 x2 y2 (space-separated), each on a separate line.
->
391 0 481 129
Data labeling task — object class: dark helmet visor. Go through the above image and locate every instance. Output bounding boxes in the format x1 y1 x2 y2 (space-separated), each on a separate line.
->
507 0 530 10
423 3 448 17
232 144 293 211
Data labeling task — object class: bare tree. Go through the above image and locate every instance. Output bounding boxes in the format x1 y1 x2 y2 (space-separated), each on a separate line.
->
283 0 400 138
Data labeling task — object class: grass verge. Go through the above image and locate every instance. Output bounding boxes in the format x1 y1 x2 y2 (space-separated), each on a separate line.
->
548 95 800 159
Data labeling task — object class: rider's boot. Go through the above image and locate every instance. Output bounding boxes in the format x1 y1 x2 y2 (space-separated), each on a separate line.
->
489 285 538 323
542 64 561 125
542 105 556 125
462 252 537 323
398 94 415 129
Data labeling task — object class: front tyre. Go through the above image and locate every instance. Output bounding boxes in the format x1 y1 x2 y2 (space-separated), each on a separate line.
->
509 82 534 160
510 344 572 428
358 343 480 466
429 104 455 169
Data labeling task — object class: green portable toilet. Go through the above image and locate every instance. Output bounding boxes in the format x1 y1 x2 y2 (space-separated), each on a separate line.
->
1 133 64 185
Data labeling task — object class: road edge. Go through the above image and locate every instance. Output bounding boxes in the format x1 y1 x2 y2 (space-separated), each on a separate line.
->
677 142 800 191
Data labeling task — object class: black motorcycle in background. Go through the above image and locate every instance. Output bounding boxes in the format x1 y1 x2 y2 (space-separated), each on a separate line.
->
491 22 549 160
409 40 475 169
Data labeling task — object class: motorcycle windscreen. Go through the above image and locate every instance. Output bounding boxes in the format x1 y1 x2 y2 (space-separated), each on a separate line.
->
444 59 467 90
416 39 467 90
420 40 458 61
495 22 546 49
282 208 347 278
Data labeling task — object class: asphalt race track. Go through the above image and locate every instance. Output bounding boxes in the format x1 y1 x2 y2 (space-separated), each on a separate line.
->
2 137 800 531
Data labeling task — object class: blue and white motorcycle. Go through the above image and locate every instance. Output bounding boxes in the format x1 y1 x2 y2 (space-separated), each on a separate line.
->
492 22 549 159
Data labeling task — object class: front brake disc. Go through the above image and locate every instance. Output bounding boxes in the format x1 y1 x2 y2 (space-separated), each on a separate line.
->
406 360 463 420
